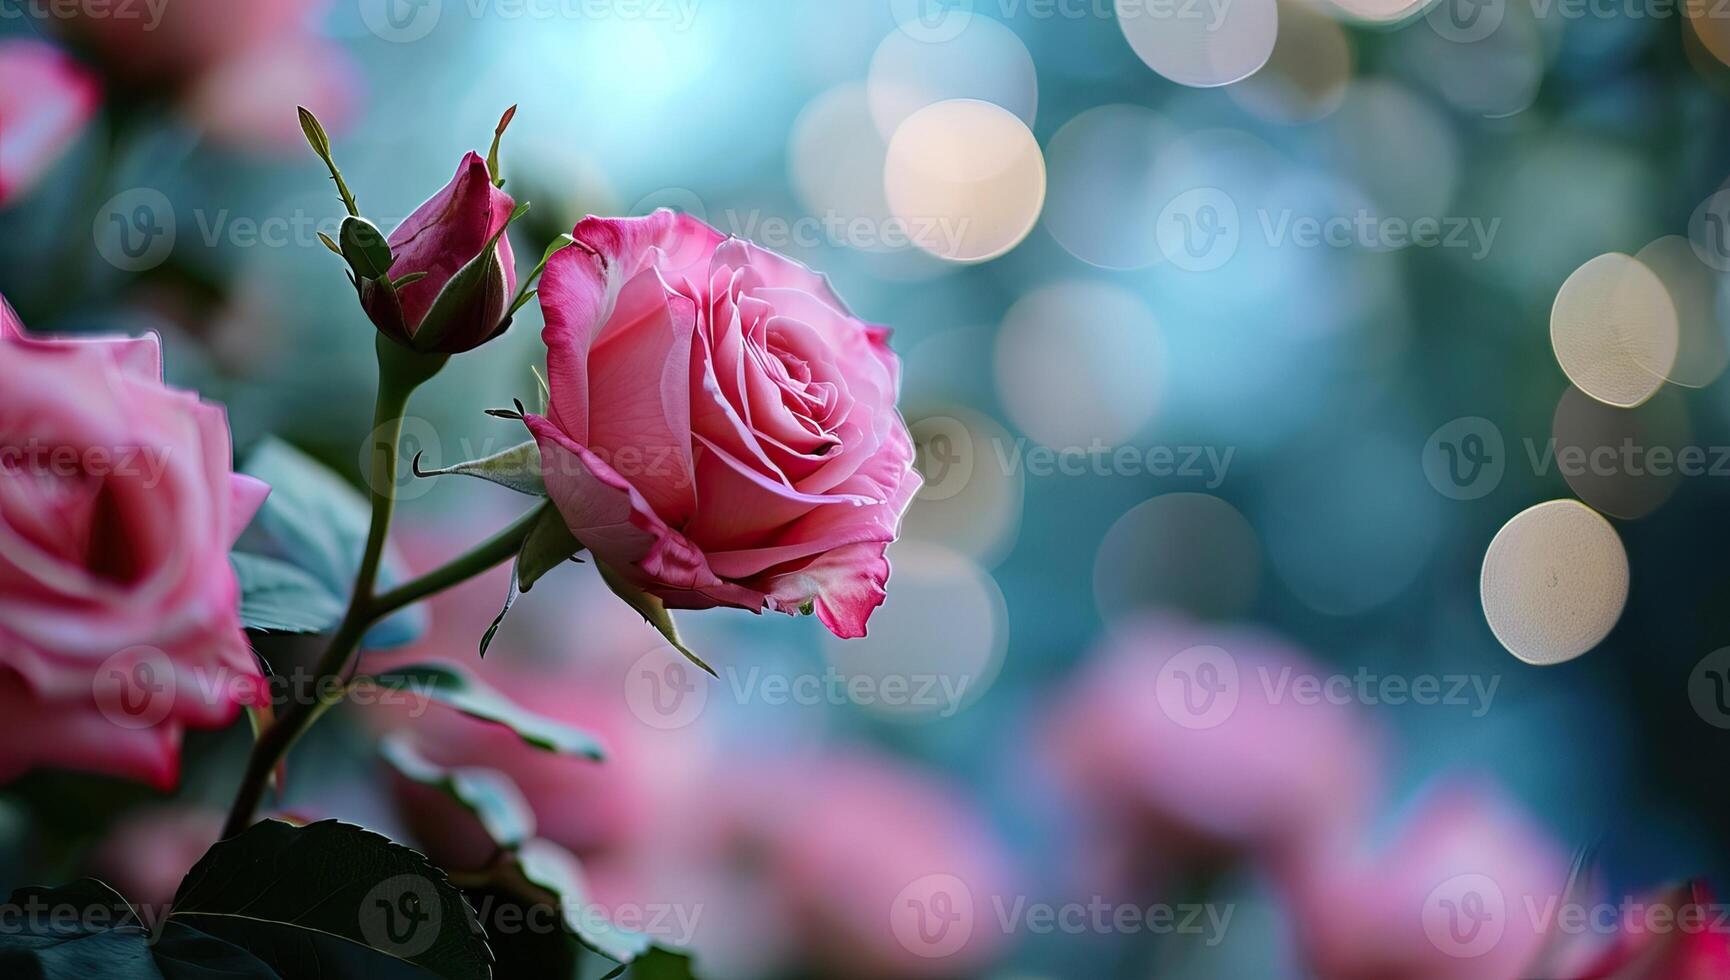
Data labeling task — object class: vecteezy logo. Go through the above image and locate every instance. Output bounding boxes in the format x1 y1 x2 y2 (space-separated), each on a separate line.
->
1424 0 1505 43
93 647 176 730
890 0 975 43
890 874 975 959
911 415 974 502
1423 873 1505 958
1154 645 1239 729
363 415 441 501
1422 417 1506 501
1688 190 1730 272
359 0 442 43
624 646 709 730
1156 187 1239 272
93 189 176 272
1688 647 1730 729
360 875 443 958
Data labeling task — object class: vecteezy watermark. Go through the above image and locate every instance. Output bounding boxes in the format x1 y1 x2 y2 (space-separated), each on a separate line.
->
0 440 173 489
93 192 420 273
1688 647 1730 729
1154 187 1500 271
1154 646 1501 730
1422 416 1730 500
92 655 450 732
623 647 974 730
911 416 1234 501
468 895 702 946
889 0 1232 43
358 0 702 43
364 419 693 501
1427 0 1730 44
0 0 169 28
1422 873 1730 959
889 874 1234 960
719 208 972 256
360 875 445 959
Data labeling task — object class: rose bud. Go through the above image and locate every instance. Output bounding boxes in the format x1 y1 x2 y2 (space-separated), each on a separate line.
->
0 295 270 790
0 39 100 207
358 151 519 355
526 210 922 639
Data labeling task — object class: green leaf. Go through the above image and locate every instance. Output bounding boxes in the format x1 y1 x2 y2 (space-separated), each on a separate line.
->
596 561 714 677
486 106 516 189
378 735 537 851
516 504 578 592
168 820 492 980
341 216 394 282
0 881 279 979
479 842 697 975
230 553 345 635
478 503 579 656
235 439 425 650
297 106 331 162
412 441 544 497
363 664 604 759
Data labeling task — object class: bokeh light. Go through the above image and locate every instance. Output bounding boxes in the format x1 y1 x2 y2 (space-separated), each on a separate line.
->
1550 252 1678 408
1480 500 1629 666
1093 493 1262 622
883 98 1047 263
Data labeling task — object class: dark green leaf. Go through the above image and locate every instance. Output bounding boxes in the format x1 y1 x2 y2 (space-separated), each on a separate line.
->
230 553 344 635
412 442 544 497
378 735 537 850
150 923 281 979
595 561 714 677
168 821 491 980
362 665 604 760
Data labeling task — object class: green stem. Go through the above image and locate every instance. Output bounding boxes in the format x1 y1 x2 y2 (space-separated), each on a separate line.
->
220 342 440 839
370 507 542 621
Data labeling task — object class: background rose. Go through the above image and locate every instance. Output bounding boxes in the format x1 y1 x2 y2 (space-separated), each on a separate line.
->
528 210 920 639
0 299 268 789
0 39 100 207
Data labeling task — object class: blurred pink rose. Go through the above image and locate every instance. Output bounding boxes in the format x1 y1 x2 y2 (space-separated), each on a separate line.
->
86 804 223 912
63 0 358 150
66 0 316 87
606 749 1011 979
0 297 269 789
1285 783 1569 980
376 527 665 875
0 40 100 207
361 152 518 354
528 210 920 638
1044 616 1378 884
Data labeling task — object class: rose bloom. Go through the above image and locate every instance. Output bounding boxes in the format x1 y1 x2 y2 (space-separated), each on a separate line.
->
528 211 920 638
361 152 518 355
0 298 269 789
1044 615 1379 888
0 40 100 207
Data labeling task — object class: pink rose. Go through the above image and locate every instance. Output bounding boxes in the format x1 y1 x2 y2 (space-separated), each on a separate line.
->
1044 616 1378 886
528 211 920 638
0 40 101 207
601 750 1011 979
1284 783 1569 980
0 297 269 789
64 0 316 87
362 152 518 354
1572 883 1730 979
